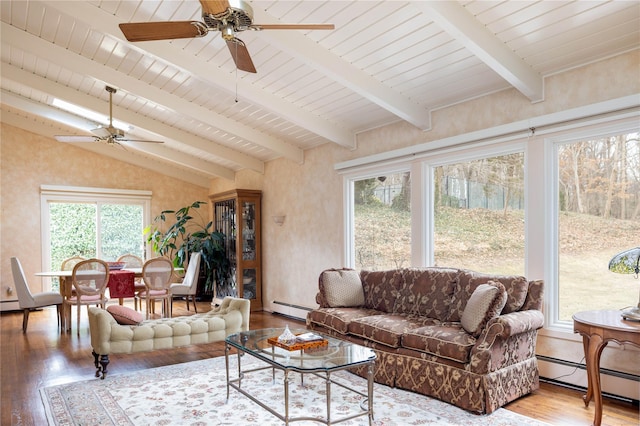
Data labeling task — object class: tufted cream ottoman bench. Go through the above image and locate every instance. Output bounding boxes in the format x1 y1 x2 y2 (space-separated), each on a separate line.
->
88 296 250 378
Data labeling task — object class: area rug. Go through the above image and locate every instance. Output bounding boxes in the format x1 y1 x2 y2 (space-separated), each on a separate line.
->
41 355 550 425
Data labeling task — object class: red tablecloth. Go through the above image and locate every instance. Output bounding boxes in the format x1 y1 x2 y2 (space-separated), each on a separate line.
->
108 270 135 298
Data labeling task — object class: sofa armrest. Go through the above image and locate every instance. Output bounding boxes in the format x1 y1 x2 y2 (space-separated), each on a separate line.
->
212 296 251 331
483 310 544 341
469 310 544 373
88 306 118 355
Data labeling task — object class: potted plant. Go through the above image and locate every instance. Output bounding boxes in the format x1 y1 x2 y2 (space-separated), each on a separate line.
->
144 201 230 297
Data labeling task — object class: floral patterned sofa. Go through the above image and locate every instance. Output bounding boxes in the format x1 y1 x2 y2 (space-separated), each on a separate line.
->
306 267 544 414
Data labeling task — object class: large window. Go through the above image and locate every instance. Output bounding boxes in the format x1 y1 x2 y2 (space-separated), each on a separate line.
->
433 152 525 275
555 130 639 321
351 171 411 270
41 186 151 291
341 101 638 335
49 202 145 265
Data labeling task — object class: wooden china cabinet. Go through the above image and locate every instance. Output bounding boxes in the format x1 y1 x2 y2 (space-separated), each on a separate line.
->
210 189 262 311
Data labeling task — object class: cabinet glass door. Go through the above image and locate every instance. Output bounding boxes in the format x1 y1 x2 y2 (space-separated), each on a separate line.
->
214 199 237 299
241 201 256 261
241 268 257 300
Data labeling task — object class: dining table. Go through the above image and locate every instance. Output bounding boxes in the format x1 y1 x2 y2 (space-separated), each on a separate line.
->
36 267 142 332
37 265 184 331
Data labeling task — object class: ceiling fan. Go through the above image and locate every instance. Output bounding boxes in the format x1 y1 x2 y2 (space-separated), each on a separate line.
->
118 0 334 73
54 86 164 145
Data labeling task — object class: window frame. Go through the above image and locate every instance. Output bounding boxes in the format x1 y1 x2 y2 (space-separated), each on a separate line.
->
338 98 639 340
341 116 640 336
342 163 413 269
422 141 527 269
544 118 640 332
40 185 152 290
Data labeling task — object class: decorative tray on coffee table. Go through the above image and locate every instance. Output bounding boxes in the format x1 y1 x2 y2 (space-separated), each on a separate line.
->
267 332 328 351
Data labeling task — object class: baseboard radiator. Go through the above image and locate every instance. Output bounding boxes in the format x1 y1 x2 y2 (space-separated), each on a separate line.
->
537 354 639 404
271 301 312 321
0 300 19 312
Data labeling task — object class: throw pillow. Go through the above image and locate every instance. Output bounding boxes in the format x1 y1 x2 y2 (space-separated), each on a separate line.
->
107 305 144 325
460 281 507 337
321 269 365 308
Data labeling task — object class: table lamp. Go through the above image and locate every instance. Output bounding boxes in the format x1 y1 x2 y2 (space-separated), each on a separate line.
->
608 246 640 321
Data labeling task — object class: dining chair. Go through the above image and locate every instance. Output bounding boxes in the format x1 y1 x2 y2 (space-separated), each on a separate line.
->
137 257 174 319
11 257 63 333
116 253 145 310
170 252 202 315
61 255 86 271
65 258 109 335
60 255 87 299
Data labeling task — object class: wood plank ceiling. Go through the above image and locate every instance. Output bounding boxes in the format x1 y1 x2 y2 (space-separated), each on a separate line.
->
1 1 639 187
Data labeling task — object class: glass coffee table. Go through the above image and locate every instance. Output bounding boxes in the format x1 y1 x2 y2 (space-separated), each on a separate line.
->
225 327 376 425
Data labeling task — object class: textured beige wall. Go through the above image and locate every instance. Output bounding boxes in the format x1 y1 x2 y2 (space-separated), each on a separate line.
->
0 124 209 303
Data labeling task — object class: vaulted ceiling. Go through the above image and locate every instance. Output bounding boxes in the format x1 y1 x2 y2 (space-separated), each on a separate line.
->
2 1 639 187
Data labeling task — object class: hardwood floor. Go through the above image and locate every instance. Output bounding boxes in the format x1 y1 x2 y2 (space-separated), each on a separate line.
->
1 302 638 425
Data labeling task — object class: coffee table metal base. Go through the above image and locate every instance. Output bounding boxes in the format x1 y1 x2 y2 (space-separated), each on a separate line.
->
225 344 374 425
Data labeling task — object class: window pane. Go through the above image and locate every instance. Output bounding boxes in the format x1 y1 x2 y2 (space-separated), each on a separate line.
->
354 172 411 270
557 132 639 321
49 203 97 291
100 204 144 261
434 153 525 275
50 202 97 267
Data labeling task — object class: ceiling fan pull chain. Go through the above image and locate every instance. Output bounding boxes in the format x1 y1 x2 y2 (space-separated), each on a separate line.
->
235 42 239 103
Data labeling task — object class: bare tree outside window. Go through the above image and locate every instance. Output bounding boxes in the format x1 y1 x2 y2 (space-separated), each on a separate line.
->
434 153 526 275
354 172 411 270
557 132 639 320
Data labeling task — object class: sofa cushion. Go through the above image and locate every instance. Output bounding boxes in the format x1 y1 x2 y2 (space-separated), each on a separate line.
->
402 324 476 363
107 305 144 325
320 269 365 307
461 282 507 337
394 268 459 320
360 269 403 313
448 270 529 321
307 307 382 335
348 314 439 348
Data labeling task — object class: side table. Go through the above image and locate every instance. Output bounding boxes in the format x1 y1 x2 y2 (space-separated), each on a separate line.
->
572 310 640 426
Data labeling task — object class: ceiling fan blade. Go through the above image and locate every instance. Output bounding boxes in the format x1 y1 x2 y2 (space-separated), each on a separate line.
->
200 0 230 15
252 24 335 31
119 139 165 144
226 38 256 73
55 135 99 143
91 127 112 138
119 21 205 42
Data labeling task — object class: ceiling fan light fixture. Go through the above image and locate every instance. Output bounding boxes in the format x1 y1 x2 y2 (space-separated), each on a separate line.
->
221 24 235 40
